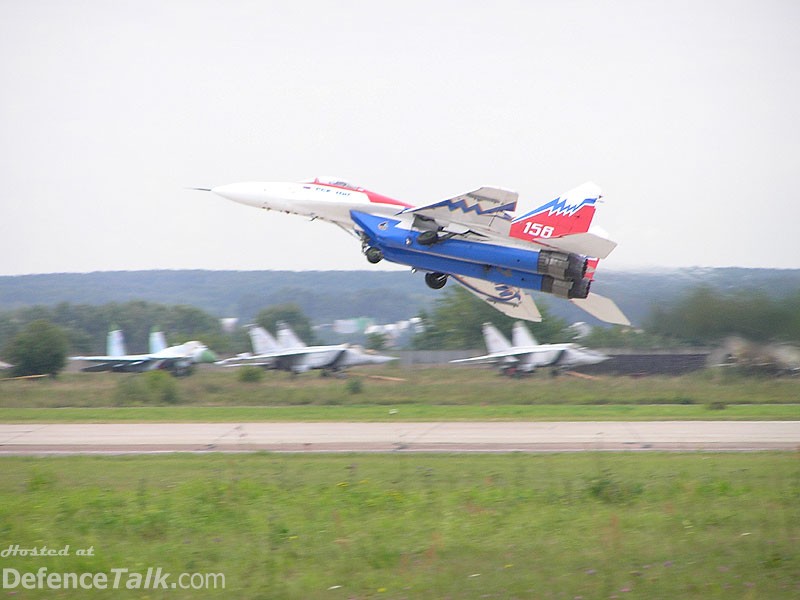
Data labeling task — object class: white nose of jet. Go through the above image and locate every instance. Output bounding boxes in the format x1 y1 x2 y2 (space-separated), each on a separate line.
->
211 182 266 208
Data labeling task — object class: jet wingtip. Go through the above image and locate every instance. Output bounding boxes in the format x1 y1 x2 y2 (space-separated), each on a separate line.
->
571 293 630 326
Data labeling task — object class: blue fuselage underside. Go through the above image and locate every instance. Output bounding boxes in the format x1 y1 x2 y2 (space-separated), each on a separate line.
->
351 210 547 292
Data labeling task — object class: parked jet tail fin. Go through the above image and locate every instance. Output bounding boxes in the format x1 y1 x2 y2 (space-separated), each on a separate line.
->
149 331 167 354
570 292 630 326
511 321 538 347
107 330 126 357
509 182 600 242
482 323 512 354
277 322 306 349
249 327 280 355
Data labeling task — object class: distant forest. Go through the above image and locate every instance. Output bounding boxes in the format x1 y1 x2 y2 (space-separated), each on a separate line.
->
1 268 799 356
0 270 435 324
1 268 799 327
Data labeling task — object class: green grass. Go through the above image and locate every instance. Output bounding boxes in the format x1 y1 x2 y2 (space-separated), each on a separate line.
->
1 402 799 423
1 453 798 598
0 367 798 422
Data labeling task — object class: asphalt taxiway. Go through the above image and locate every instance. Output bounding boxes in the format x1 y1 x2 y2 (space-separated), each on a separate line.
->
1 421 798 454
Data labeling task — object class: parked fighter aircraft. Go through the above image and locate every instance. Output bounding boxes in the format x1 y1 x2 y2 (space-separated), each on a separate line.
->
216 323 396 375
451 321 608 376
208 177 629 325
70 329 217 376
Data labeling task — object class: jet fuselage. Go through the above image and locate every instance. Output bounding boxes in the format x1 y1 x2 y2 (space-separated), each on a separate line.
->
209 177 630 325
212 179 411 229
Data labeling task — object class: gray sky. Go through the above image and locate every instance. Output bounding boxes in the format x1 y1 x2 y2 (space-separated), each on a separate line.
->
1 0 798 276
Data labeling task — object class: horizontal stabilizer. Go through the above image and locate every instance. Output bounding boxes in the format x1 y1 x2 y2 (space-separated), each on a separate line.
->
452 275 542 322
451 345 568 364
570 293 630 326
70 353 150 363
217 360 272 368
451 353 518 365
80 362 118 372
538 232 618 260
222 345 348 364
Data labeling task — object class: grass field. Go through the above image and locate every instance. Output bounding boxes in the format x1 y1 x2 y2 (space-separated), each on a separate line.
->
0 367 798 422
1 453 798 598
1 403 799 423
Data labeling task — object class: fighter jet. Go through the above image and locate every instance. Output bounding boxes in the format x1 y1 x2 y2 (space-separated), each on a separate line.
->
216 323 396 375
451 321 608 376
207 177 629 325
70 329 217 376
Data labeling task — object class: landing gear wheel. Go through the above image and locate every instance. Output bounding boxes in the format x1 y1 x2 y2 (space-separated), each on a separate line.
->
425 272 449 290
365 247 383 264
417 230 439 246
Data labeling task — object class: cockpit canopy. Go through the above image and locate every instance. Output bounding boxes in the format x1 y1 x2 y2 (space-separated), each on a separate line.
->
311 176 361 190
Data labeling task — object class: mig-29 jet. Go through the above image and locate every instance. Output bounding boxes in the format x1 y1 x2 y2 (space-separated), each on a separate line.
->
451 321 608 377
216 323 395 375
71 329 217 376
204 177 629 325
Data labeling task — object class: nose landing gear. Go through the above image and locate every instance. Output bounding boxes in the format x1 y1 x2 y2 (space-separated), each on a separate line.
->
365 247 383 264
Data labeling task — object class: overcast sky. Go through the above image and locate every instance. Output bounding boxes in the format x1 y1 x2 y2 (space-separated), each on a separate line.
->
1 0 798 276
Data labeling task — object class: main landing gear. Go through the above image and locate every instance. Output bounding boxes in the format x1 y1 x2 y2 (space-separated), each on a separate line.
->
416 230 440 246
424 272 449 289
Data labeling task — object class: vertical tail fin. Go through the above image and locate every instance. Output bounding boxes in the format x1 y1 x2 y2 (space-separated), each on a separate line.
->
511 321 538 348
277 322 306 349
584 257 600 280
509 182 600 242
482 323 512 354
249 327 280 355
149 330 167 353
107 329 126 357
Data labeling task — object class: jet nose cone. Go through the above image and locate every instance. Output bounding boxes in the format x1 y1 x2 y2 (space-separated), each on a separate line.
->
586 350 609 365
211 182 263 208
197 349 218 364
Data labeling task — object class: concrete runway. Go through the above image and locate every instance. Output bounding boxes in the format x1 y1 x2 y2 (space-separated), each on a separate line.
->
1 421 799 453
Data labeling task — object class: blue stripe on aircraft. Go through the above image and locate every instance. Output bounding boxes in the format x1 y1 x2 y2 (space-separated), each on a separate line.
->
380 245 546 292
423 198 516 219
351 210 547 292
450 275 523 305
512 196 596 222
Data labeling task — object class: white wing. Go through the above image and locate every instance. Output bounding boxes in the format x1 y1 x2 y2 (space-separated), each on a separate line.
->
400 187 518 236
451 275 542 322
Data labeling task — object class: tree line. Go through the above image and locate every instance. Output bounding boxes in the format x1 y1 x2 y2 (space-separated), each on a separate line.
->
0 301 318 377
412 285 800 349
2 286 799 377
645 286 800 345
0 301 323 359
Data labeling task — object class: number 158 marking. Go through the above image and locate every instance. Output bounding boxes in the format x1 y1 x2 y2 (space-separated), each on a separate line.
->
522 222 554 238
